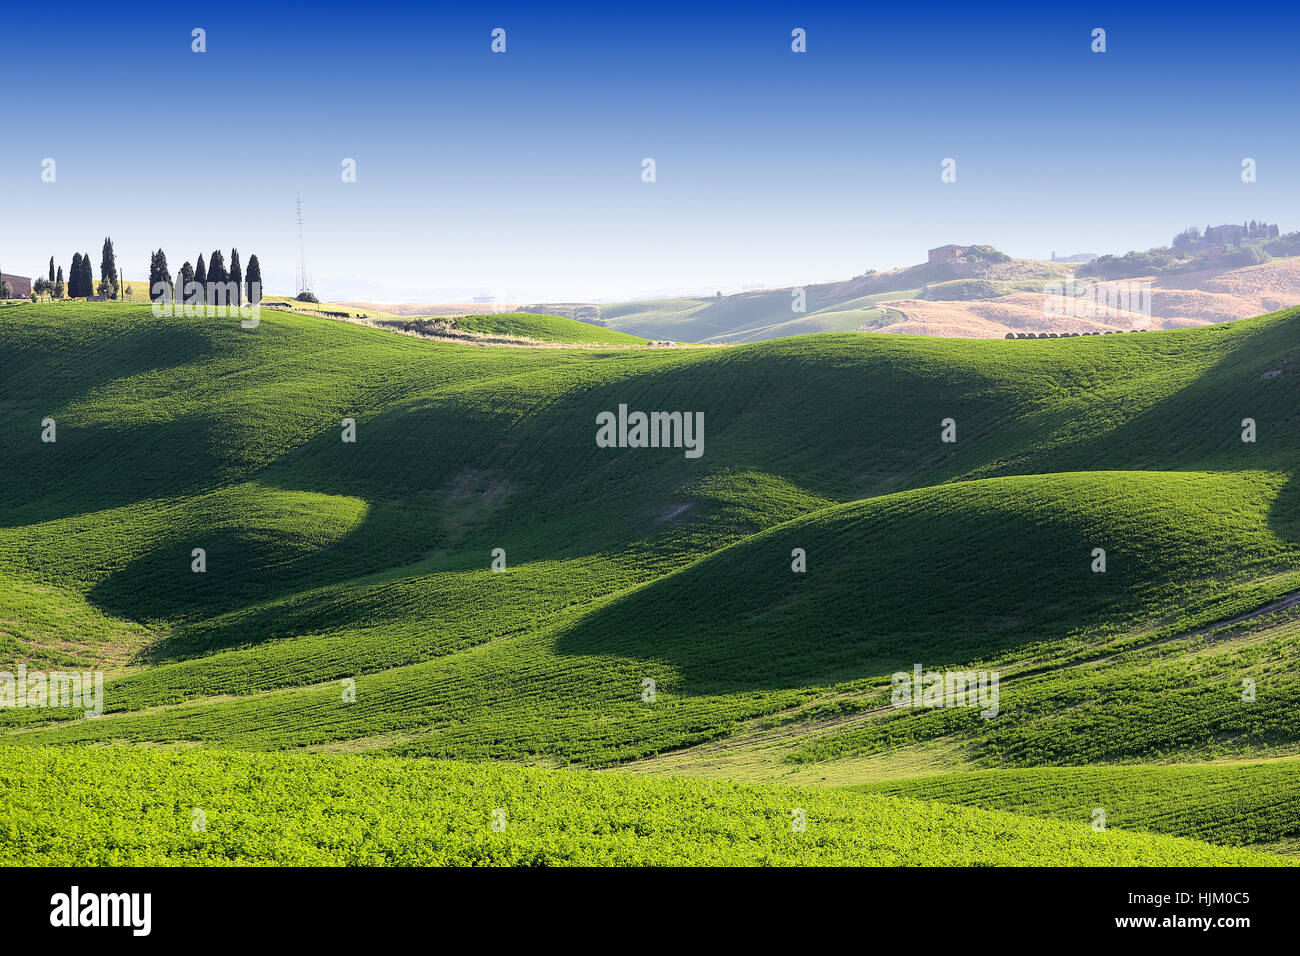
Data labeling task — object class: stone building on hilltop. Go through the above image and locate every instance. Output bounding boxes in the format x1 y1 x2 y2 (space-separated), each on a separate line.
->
928 245 968 263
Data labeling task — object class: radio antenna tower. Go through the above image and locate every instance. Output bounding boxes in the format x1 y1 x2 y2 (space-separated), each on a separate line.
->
295 195 314 297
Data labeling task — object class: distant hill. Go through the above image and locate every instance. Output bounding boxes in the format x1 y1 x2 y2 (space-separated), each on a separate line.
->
877 257 1300 337
335 301 522 317
590 251 1300 341
588 250 1073 343
320 229 1300 342
374 312 649 346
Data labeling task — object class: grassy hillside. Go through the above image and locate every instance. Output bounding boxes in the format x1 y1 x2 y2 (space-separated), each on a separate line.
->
857 759 1300 854
1 300 1299 861
598 287 911 342
435 312 649 345
0 746 1283 866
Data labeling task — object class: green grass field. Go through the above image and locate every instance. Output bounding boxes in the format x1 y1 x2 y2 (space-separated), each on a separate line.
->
2 300 1298 864
857 759 1300 854
448 312 648 345
0 746 1285 866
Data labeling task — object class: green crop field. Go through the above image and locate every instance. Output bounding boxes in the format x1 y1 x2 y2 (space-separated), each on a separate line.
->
448 312 650 345
857 759 1300 854
2 300 1299 865
0 746 1285 866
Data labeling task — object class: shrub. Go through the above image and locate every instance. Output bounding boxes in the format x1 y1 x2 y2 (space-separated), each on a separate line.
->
1220 244 1271 268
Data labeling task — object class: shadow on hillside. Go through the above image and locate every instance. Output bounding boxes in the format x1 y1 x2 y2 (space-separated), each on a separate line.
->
1 414 236 528
82 485 444 637
1033 312 1300 559
1027 311 1300 478
553 456 1300 696
552 495 1113 694
2 322 226 522
1268 472 1300 548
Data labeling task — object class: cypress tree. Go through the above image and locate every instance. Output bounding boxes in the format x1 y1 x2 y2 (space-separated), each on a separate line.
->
179 261 195 303
81 253 94 297
149 250 172 302
245 255 262 303
48 257 55 283
99 238 118 299
194 254 207 303
70 253 83 297
100 237 117 284
156 250 171 301
54 266 64 299
228 249 242 307
207 250 227 304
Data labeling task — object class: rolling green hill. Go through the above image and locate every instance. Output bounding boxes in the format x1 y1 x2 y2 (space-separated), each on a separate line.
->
596 286 914 342
2 300 1299 863
371 311 652 346
449 312 649 345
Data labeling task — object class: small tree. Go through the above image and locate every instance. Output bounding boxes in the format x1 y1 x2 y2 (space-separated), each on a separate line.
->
0 278 13 299
54 266 65 299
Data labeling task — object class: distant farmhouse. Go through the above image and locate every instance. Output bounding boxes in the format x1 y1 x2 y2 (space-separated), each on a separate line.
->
1 273 32 298
928 244 968 263
1204 224 1245 247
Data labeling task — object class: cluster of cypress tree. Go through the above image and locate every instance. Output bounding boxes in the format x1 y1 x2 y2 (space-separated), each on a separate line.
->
38 240 262 305
34 239 117 299
149 248 263 305
66 252 96 298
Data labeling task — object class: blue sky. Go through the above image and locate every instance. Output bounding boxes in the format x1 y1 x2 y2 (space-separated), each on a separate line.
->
2 1 1296 302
